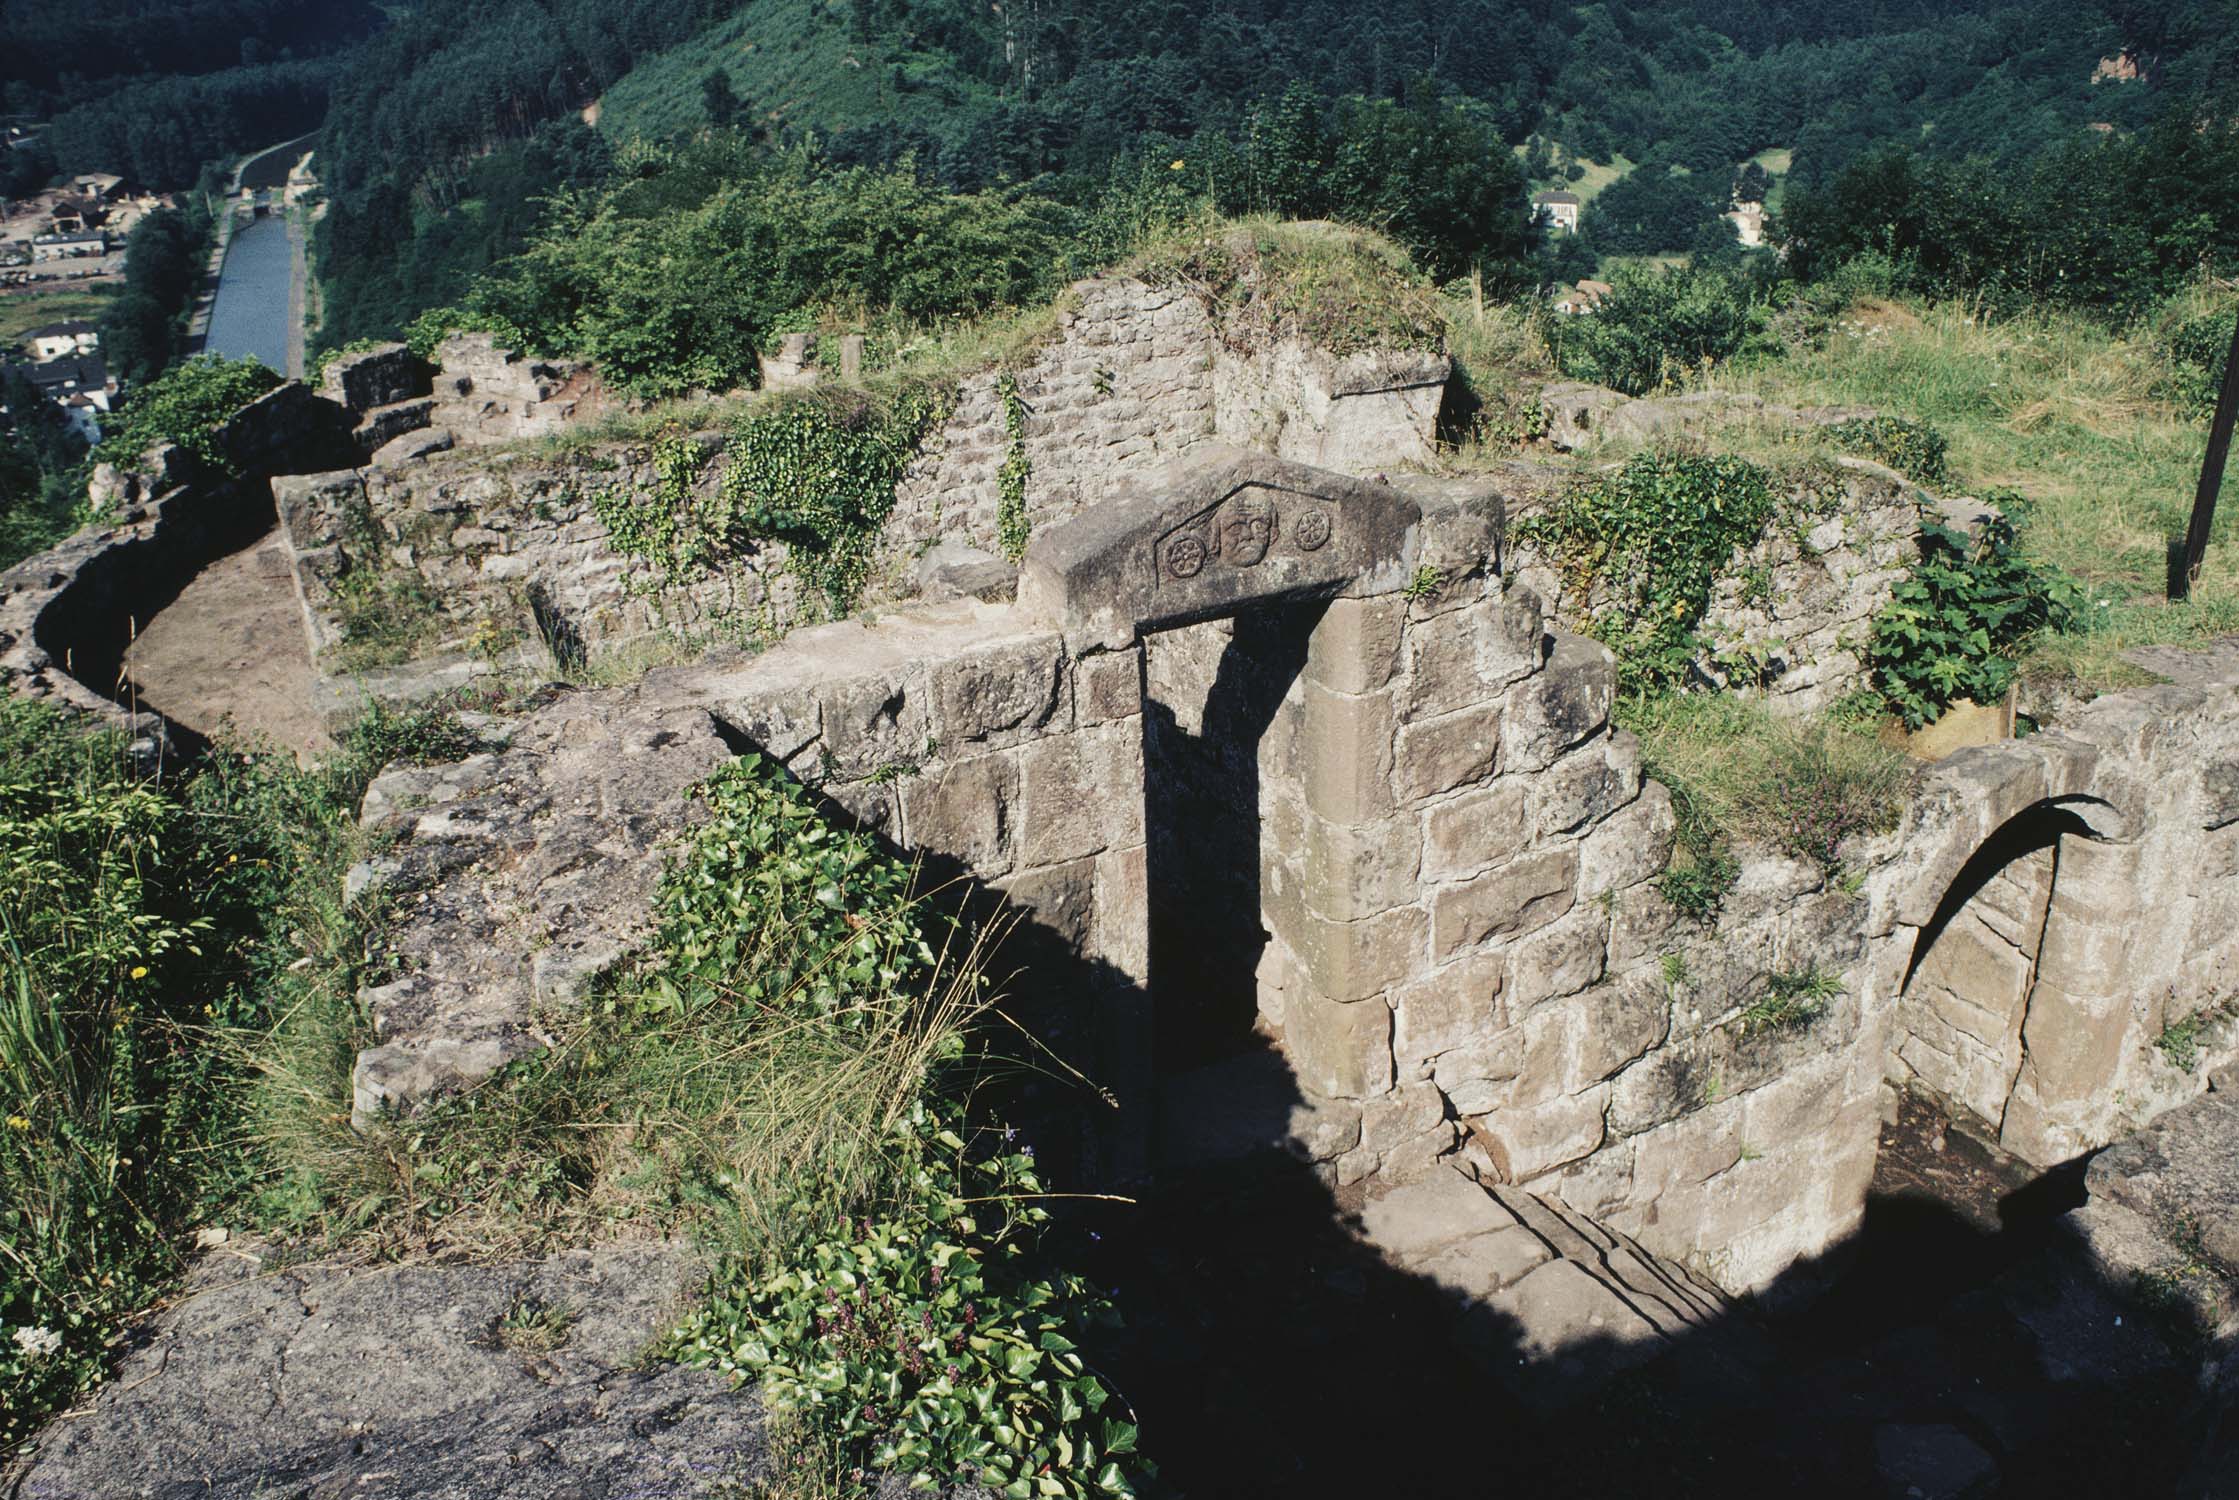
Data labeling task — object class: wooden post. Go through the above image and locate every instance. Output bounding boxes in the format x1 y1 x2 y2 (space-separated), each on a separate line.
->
2173 308 2239 601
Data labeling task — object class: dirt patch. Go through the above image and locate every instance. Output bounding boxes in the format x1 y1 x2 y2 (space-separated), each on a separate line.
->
122 527 331 760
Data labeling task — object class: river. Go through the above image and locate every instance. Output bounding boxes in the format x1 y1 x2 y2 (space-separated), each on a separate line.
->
201 214 296 374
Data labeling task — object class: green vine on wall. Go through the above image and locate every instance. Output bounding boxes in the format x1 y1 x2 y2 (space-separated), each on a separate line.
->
592 434 729 587
594 384 951 617
996 374 1032 562
1513 449 1776 696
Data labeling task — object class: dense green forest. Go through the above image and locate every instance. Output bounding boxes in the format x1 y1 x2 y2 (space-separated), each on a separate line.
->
0 1 380 192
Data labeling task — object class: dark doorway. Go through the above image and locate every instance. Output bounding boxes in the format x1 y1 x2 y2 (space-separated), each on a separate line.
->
1139 599 1324 1081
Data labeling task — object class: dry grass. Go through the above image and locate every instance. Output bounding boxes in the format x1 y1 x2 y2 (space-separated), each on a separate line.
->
1706 295 2231 689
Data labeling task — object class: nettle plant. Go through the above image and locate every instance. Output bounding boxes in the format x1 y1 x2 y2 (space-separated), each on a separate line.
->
1515 449 1775 696
1868 517 2078 729
676 1107 1144 1499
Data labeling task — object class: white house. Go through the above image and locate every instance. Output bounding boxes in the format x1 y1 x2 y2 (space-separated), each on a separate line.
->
1725 200 1767 249
1534 190 1582 234
25 320 99 361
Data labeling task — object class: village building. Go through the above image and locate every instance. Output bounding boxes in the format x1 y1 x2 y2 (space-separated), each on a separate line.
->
1551 277 1612 315
1533 190 1582 234
25 352 114 416
24 320 99 361
1725 199 1766 248
31 230 105 262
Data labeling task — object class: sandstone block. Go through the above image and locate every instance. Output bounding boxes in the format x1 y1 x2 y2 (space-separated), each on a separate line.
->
817 674 930 781
1301 810 1423 922
995 856 1098 952
1075 648 1144 723
1357 1169 1516 1259
1534 730 1641 837
1503 634 1614 773
1391 949 1509 1067
1394 702 1503 804
1431 848 1577 958
1286 990 1393 1100
1294 902 1429 1005
1421 779 1530 882
931 635 1064 746
1572 970 1672 1082
898 752 1019 876
1017 724 1143 867
1469 1086 1610 1185
1413 1223 1555 1297
1359 1079 1451 1156
1305 596 1405 694
1090 843 1150 979
1504 909 1610 1018
1578 781 1677 901
1301 680 1397 822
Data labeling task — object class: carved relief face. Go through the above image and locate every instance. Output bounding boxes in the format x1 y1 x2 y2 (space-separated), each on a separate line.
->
1220 492 1277 566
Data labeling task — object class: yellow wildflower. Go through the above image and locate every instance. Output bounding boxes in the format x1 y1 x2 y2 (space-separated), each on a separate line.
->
1170 159 1185 170
5 1116 29 1131
130 965 149 979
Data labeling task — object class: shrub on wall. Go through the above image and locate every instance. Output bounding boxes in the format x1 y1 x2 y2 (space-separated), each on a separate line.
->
1544 262 1766 396
1868 517 2079 728
1823 415 1951 489
90 355 283 477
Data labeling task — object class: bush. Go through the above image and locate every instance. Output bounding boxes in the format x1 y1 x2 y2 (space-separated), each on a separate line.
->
1824 415 1951 488
676 1107 1143 1499
1869 517 2080 729
1546 261 1766 396
2154 299 2235 416
90 355 283 476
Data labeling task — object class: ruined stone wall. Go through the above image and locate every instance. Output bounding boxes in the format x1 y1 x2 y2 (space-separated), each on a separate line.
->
272 438 773 670
884 278 1219 560
276 275 1450 688
1865 655 2239 1169
1506 457 1930 713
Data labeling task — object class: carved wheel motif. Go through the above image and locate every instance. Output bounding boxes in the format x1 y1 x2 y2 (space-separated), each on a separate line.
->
1166 534 1208 578
1293 508 1333 552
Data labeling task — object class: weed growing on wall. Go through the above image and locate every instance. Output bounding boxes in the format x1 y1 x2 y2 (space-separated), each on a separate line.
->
1823 415 1951 488
0 695 421 1452
996 373 1032 562
1740 966 1843 1035
596 387 950 616
1627 692 1909 917
1514 449 1775 695
591 433 728 585
1869 517 2079 729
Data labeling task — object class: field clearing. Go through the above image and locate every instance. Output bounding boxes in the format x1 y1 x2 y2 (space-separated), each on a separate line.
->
0 287 115 351
1710 296 2233 692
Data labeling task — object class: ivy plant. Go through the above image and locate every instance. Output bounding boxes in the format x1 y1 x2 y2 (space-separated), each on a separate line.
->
996 374 1032 562
1867 517 2079 729
1513 449 1775 696
675 1105 1144 1499
639 754 941 1025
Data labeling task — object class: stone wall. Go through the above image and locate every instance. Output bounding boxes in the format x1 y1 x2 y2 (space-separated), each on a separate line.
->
1866 644 2239 1169
1506 456 1934 713
276 274 1451 689
0 383 357 747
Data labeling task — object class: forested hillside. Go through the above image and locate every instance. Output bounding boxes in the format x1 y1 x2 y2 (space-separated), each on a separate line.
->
0 0 380 191
287 0 2239 349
